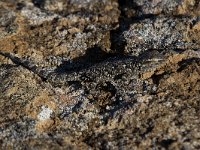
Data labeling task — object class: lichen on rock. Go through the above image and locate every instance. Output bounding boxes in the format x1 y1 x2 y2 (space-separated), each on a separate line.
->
0 0 200 149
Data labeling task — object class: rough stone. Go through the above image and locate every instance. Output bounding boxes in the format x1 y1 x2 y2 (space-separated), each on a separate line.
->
119 0 200 18
0 0 200 149
113 17 200 56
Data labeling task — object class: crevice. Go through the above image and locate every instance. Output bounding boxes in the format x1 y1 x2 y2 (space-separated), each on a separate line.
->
158 139 176 149
32 0 45 9
177 57 200 72
0 51 47 82
16 2 25 10
110 0 158 54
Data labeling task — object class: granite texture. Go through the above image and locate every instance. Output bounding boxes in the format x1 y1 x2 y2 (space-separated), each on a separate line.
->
0 0 200 149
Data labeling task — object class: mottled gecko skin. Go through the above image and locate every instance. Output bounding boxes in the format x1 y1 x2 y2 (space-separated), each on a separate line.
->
48 56 139 85
46 54 161 104
0 50 164 91
0 49 164 101
46 56 142 98
47 50 165 87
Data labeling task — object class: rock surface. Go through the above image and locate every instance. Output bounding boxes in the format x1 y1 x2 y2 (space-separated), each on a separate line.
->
0 0 200 149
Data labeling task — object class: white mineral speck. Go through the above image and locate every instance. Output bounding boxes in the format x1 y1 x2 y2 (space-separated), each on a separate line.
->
38 106 53 121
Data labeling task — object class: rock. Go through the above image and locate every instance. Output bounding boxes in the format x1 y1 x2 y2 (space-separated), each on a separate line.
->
113 17 200 56
0 0 120 72
119 0 200 18
0 0 200 149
